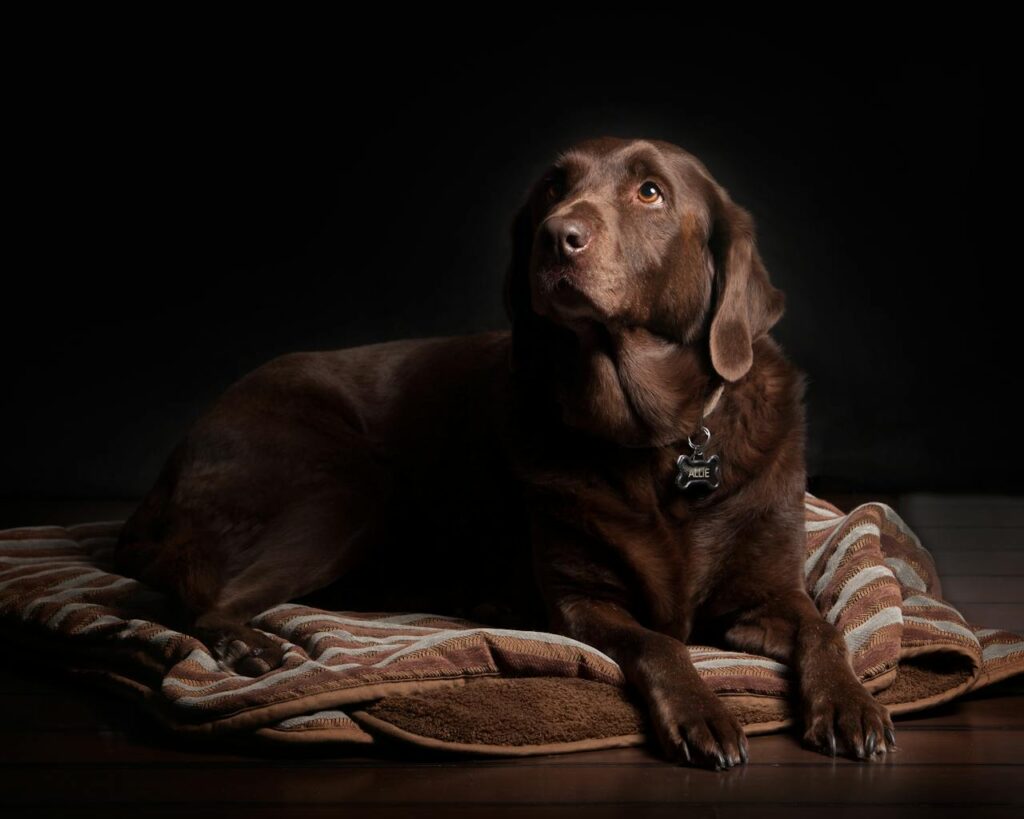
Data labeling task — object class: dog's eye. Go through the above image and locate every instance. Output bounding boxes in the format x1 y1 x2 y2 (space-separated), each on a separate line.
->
638 181 663 204
545 178 564 201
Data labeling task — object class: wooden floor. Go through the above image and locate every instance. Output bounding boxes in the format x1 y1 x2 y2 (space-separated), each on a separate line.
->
0 492 1021 817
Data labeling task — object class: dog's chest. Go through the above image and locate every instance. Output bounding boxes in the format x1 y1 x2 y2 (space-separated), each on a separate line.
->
599 451 728 631
656 514 729 635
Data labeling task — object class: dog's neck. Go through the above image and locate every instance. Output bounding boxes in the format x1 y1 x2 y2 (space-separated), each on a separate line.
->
549 321 724 449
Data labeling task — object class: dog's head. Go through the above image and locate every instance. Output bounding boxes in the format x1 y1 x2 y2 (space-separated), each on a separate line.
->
504 137 784 382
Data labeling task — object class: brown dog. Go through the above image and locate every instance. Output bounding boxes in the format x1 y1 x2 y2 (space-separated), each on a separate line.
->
115 136 895 769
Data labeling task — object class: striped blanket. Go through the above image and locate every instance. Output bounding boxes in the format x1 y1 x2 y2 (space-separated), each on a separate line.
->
0 492 1021 756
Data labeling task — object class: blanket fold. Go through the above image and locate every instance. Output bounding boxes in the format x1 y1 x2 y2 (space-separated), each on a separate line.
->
0 491 1021 756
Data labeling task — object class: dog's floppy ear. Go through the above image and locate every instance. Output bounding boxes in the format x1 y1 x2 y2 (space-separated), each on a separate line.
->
706 188 785 382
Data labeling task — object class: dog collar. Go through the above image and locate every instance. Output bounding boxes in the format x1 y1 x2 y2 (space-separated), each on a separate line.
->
702 382 725 418
676 380 725 494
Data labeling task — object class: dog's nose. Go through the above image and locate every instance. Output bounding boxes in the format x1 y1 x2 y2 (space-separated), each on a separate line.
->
545 216 592 258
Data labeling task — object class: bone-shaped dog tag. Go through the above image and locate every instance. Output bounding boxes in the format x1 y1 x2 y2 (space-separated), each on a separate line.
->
675 453 721 492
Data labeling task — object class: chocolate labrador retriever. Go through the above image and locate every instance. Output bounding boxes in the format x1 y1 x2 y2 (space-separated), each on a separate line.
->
115 136 895 769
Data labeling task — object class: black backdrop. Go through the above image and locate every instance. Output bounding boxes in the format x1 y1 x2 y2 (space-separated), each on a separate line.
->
4 20 1012 498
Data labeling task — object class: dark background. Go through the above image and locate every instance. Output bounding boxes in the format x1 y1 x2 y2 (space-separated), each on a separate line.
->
4 20 1012 499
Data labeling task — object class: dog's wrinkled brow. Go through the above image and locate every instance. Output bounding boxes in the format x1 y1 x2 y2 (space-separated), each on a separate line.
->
625 153 672 184
555 144 673 185
552 151 590 176
615 141 672 181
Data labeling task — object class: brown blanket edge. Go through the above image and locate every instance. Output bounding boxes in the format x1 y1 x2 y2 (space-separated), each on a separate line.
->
351 708 650 757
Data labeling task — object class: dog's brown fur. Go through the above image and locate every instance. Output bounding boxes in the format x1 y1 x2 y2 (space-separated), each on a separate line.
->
115 137 895 769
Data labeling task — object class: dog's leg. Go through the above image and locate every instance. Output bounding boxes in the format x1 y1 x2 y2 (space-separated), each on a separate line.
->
721 588 896 759
550 596 749 770
193 488 383 676
122 487 378 677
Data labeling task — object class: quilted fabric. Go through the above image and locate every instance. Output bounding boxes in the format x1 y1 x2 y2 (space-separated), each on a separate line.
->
0 492 1020 755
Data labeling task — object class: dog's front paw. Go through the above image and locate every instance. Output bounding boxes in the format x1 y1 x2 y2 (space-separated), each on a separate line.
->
648 687 749 770
802 681 896 759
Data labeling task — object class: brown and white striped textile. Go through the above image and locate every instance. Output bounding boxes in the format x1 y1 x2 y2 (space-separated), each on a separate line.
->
0 491 1021 756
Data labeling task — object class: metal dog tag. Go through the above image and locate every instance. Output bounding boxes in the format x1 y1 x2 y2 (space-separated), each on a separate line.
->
675 426 721 493
675 453 721 491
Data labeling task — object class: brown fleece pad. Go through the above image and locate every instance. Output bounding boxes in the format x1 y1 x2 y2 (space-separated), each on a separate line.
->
352 677 793 755
354 678 648 754
0 491 1021 757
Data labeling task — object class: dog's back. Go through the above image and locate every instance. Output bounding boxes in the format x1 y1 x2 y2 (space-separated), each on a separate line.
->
114 329 545 674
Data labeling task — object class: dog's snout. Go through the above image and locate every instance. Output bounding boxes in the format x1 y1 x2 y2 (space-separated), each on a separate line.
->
545 216 592 259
